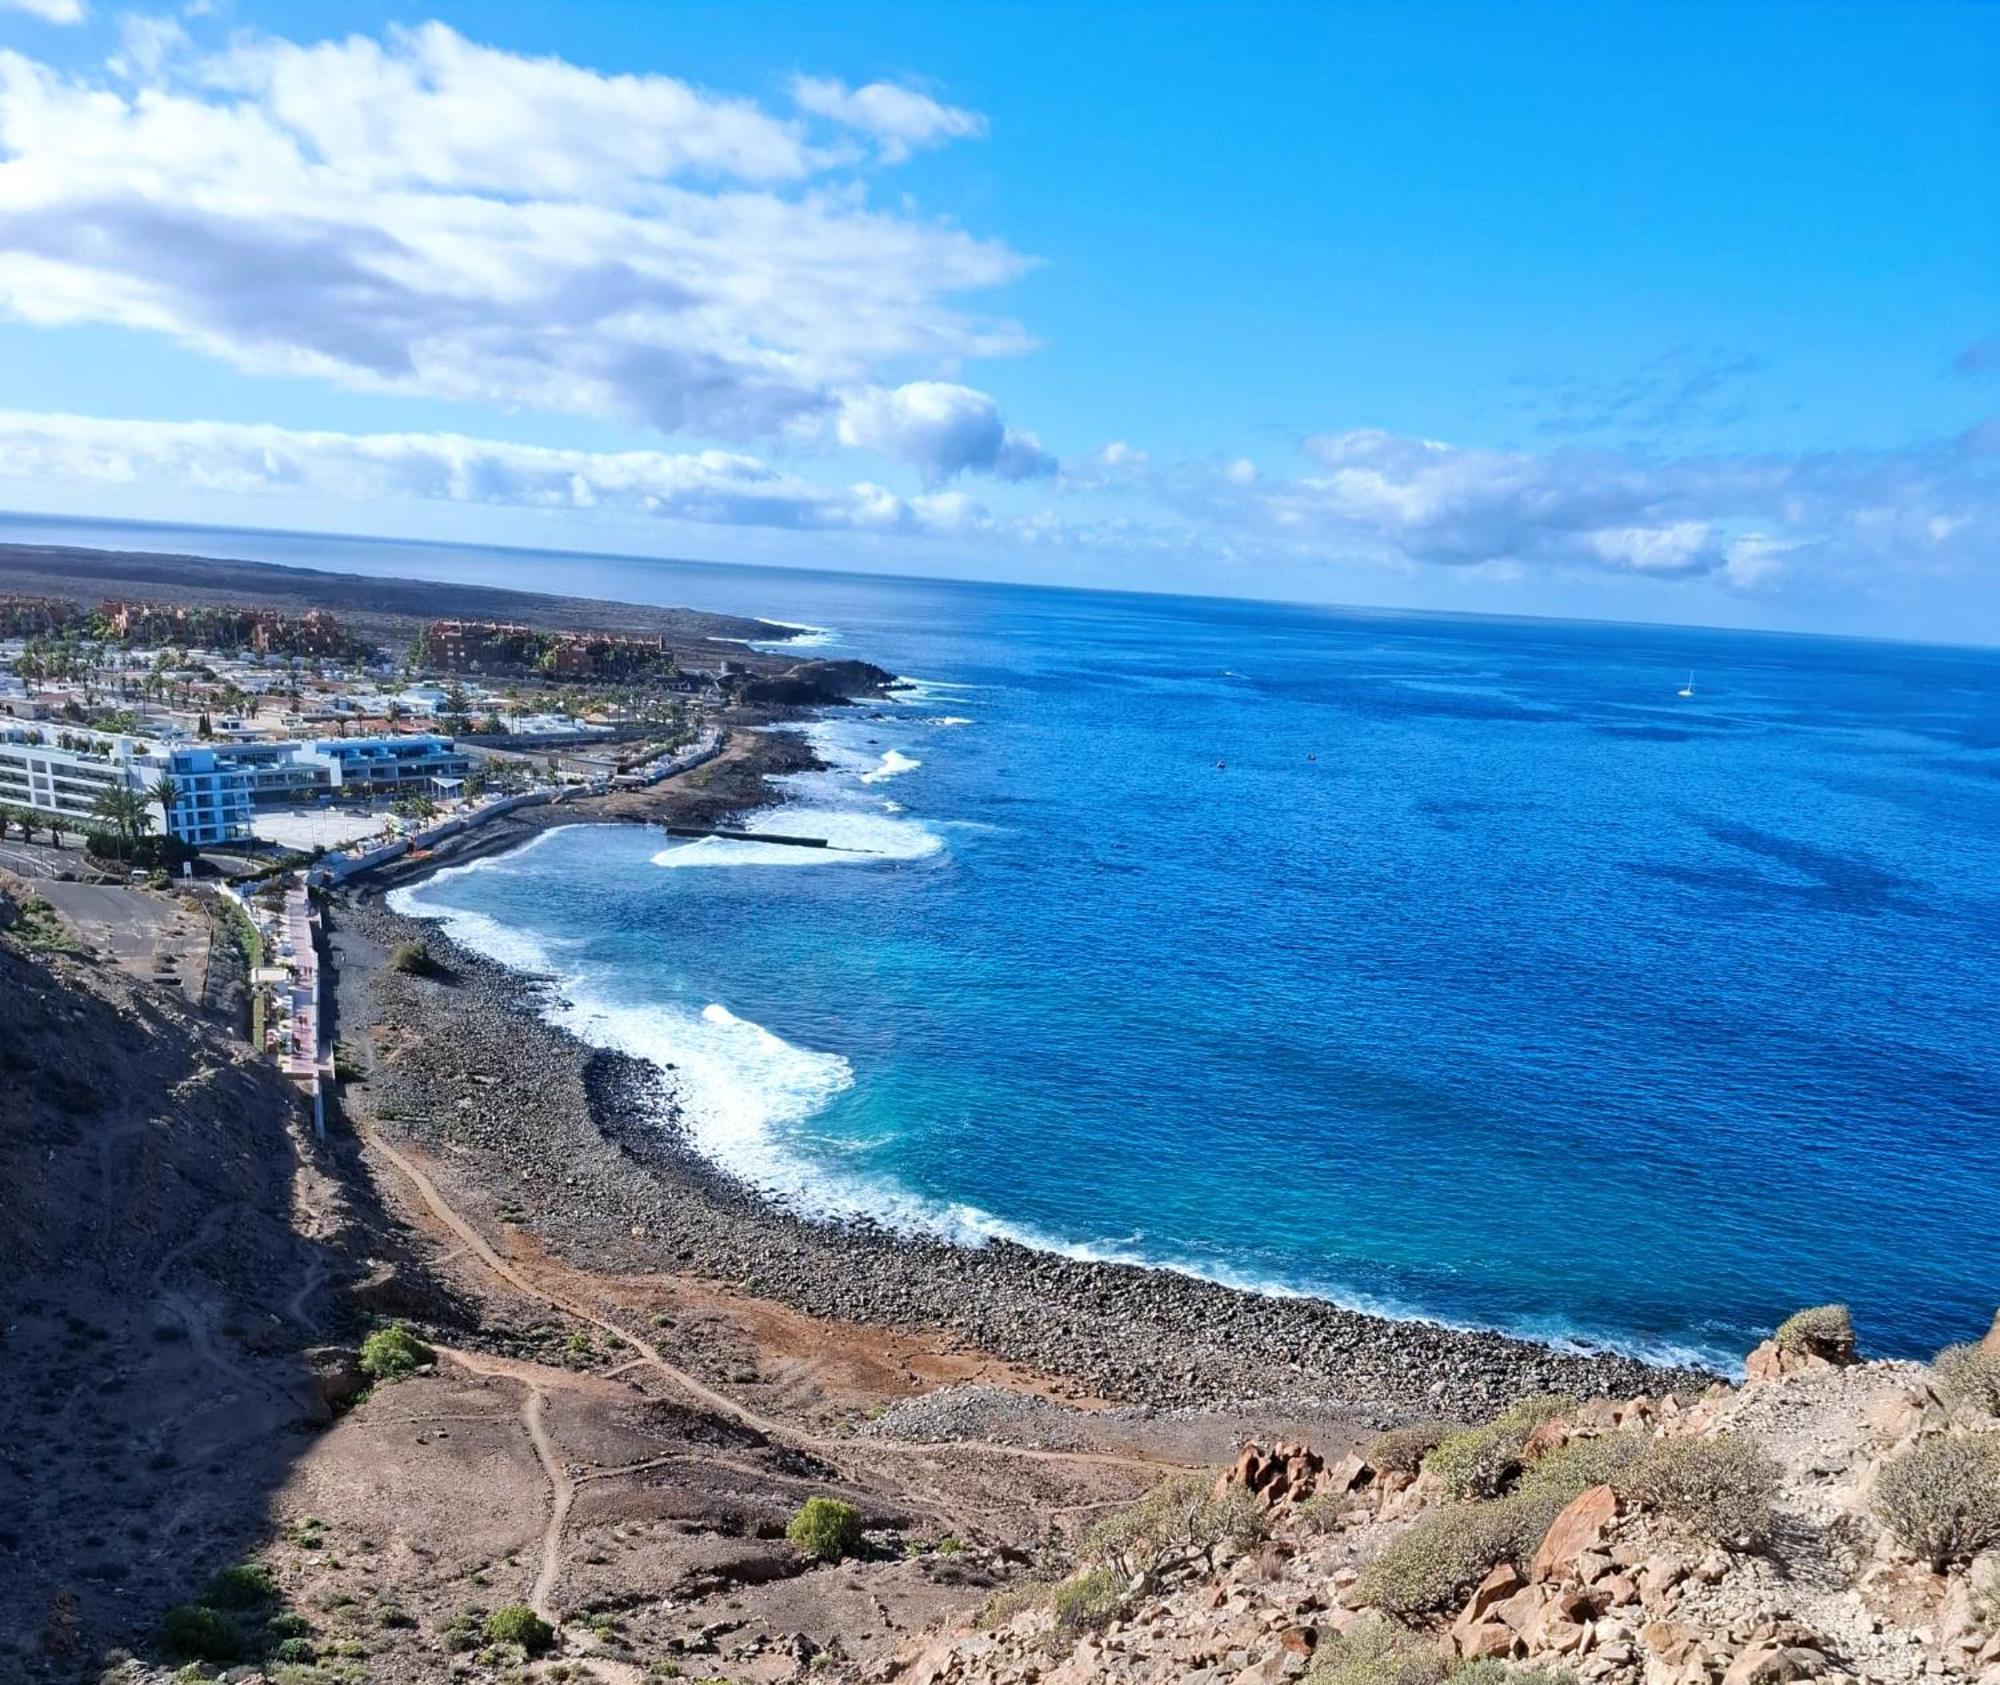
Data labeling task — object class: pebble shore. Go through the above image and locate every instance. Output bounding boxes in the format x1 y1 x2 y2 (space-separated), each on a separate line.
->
339 774 1714 1424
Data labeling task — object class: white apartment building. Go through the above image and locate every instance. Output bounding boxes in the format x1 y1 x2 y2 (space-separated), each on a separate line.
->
0 730 471 847
0 730 254 846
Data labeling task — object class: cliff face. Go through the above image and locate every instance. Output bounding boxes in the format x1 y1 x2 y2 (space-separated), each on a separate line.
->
0 902 341 1677
873 1345 2000 1685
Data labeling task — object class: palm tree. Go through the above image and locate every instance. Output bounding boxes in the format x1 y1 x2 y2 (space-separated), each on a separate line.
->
151 774 182 842
91 787 152 863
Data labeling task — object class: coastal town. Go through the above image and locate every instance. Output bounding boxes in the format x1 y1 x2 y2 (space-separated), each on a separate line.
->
0 583 775 1123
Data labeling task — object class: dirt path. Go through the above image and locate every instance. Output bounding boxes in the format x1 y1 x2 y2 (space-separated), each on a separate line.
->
443 1347 575 1621
360 1121 1189 1489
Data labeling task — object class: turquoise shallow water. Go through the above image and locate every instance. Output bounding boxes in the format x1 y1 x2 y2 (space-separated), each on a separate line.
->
11 515 1996 1368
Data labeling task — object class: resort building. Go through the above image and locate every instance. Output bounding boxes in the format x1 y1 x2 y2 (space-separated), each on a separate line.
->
0 728 255 845
0 727 471 845
304 734 471 794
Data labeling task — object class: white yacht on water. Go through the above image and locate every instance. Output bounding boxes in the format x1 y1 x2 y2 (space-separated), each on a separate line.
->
1678 671 1696 698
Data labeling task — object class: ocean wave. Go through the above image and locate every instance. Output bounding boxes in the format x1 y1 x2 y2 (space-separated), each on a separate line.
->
397 842 1734 1374
859 749 920 784
650 805 944 869
928 716 975 727
890 675 981 705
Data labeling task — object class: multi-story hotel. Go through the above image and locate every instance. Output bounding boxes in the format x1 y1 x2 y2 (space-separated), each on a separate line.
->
0 730 472 847
0 730 255 846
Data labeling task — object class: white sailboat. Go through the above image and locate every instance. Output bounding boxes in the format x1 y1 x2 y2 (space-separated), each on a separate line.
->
1677 670 1695 698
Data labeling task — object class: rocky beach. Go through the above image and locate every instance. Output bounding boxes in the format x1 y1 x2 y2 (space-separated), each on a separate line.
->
336 728 1712 1429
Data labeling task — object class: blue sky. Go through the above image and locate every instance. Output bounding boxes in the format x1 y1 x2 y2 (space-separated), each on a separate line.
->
0 0 1992 638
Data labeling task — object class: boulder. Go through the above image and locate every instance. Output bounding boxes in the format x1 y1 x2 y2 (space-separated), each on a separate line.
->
1982 1308 2000 1356
1721 1641 1822 1684
1521 1417 1571 1462
301 1345 367 1417
1642 1619 1702 1665
1530 1484 1620 1583
1452 1562 1525 1636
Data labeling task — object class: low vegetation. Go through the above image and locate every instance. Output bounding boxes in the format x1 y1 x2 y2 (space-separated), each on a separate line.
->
1050 1566 1125 1633
1423 1394 1574 1500
1622 1434 1779 1547
485 1603 556 1655
357 1322 434 1383
1363 1421 1455 1475
1874 1437 2000 1569
202 1561 278 1609
787 1496 864 1563
388 938 438 976
159 1603 241 1664
1357 1487 1564 1617
1081 1470 1267 1589
1772 1303 1855 1361
1303 1614 1450 1685
1935 1343 2000 1416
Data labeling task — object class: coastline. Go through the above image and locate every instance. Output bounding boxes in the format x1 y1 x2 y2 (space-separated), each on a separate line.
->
333 729 1716 1424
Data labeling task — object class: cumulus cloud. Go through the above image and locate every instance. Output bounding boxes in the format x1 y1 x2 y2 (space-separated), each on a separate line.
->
0 410 987 535
791 75 986 162
1160 427 1999 589
0 0 85 24
836 381 1055 483
0 25 1039 455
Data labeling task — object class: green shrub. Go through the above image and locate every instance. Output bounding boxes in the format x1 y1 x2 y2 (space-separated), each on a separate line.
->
1363 1422 1455 1476
1081 1471 1267 1586
1304 1615 1450 1685
1623 1435 1779 1547
1518 1430 1645 1502
265 1612 312 1640
202 1562 277 1608
270 1636 316 1663
484 1604 555 1655
1772 1304 1855 1361
160 1604 240 1663
1356 1485 1571 1617
787 1496 864 1562
358 1323 434 1382
1874 1437 2000 1569
1936 1345 2000 1417
388 939 437 976
1423 1394 1575 1500
1051 1566 1126 1632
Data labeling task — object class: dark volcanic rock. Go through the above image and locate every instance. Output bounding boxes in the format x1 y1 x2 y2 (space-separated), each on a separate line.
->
735 659 898 706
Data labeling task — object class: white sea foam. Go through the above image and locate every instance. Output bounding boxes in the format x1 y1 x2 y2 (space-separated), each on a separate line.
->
650 805 943 869
928 715 975 727
397 831 1736 1375
889 675 981 706
859 749 920 784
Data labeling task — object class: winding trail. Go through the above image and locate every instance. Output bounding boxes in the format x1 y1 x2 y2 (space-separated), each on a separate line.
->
360 1120 1189 1485
356 1118 1196 1636
521 1386 573 1618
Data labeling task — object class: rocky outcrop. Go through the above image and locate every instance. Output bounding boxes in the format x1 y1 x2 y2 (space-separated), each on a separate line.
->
871 1338 2000 1685
735 658 899 706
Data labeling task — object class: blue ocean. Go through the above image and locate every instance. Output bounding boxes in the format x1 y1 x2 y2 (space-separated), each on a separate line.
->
13 515 1999 1369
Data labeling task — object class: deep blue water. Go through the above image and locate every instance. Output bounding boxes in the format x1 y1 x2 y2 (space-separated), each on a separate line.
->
12 513 1998 1368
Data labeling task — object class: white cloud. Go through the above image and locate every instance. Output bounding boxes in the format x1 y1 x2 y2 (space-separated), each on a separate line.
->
0 25 1039 456
791 75 986 162
836 381 1054 483
0 409 987 535
0 0 85 24
1135 427 1998 592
